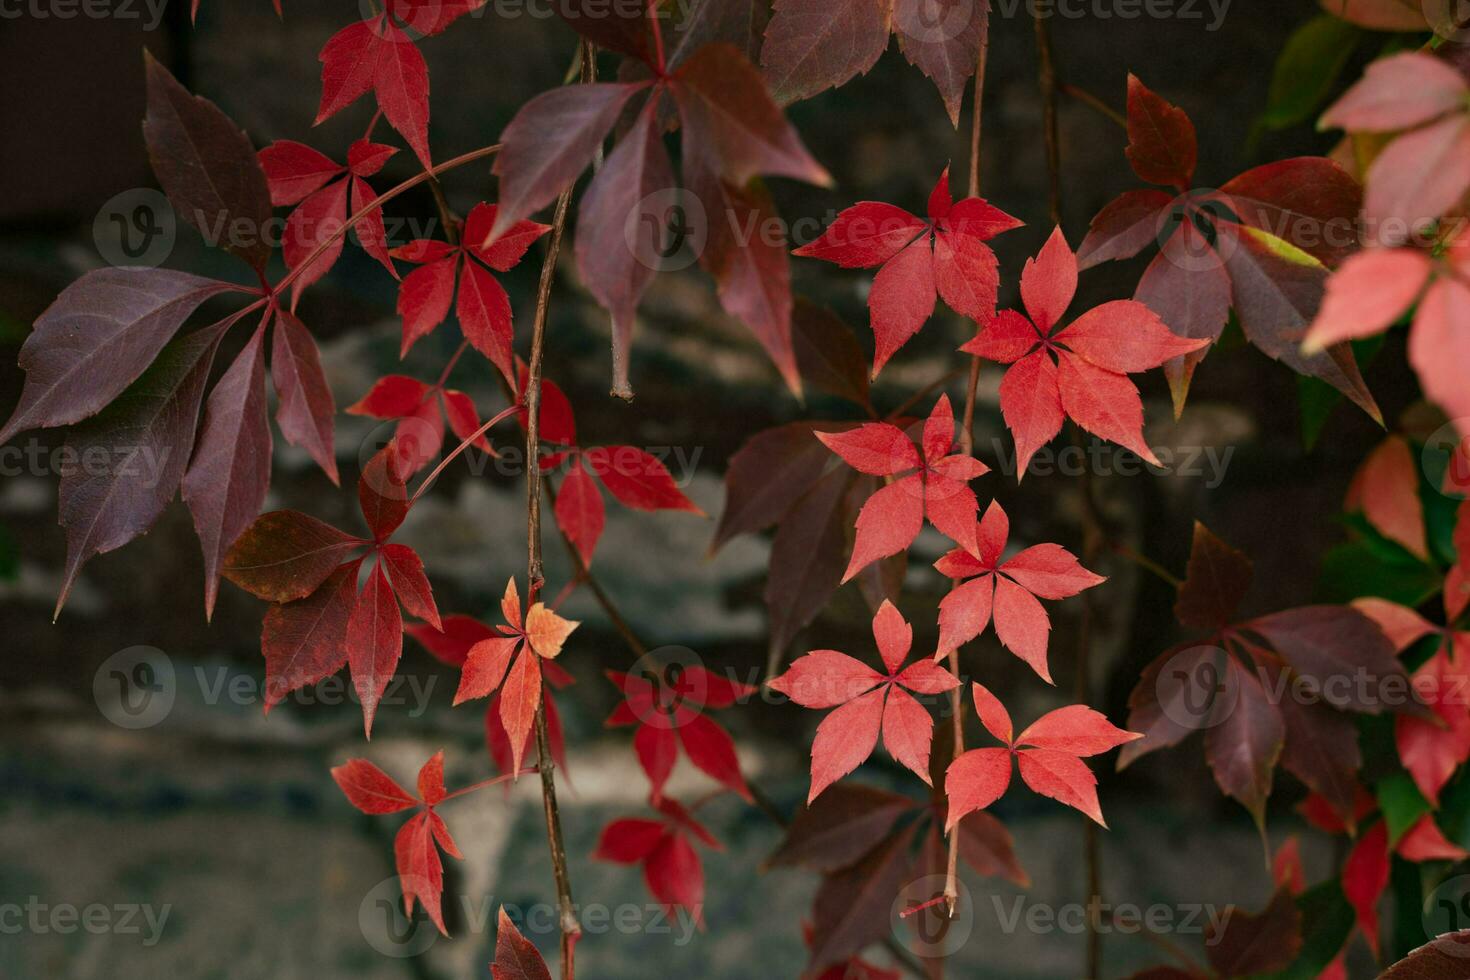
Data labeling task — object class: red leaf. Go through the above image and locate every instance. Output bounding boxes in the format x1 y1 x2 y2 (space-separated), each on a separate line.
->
499 647 543 774
554 457 606 566
997 348 1064 476
317 18 432 169
397 255 458 356
1397 814 1470 863
394 811 447 934
332 758 418 814
1364 114 1470 243
348 562 405 737
1125 74 1197 189
944 747 1012 829
1219 156 1363 267
1343 820 1390 958
407 613 493 666
282 179 349 299
258 139 343 205
464 203 550 271
1304 248 1432 351
381 543 440 630
584 445 702 513
262 559 360 709
868 235 936 376
491 907 553 980
359 445 410 541
679 713 752 800
1016 704 1141 756
1016 748 1107 826
1347 435 1428 559
270 310 339 484
792 202 927 268
457 259 515 384
1055 352 1156 466
455 636 521 704
183 322 273 619
1321 52 1467 133
1058 300 1206 374
1409 278 1470 436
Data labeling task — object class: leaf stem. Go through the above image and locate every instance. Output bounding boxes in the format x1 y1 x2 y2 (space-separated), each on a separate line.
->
440 767 538 802
407 403 519 508
1060 83 1127 131
272 143 501 298
946 17 992 923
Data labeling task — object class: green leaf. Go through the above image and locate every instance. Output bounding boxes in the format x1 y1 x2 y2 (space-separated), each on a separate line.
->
1318 539 1442 606
1379 771 1432 845
1259 16 1360 132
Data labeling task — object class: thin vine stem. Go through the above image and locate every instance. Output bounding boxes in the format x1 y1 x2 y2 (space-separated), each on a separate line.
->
522 39 596 980
1061 83 1127 130
945 23 991 922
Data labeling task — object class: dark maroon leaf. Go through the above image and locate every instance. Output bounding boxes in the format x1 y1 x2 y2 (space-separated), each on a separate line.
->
669 0 769 68
1135 224 1231 415
223 510 363 603
765 466 852 660
183 321 273 619
270 310 338 485
765 782 914 873
712 421 839 551
808 822 915 973
1219 157 1363 267
1204 654 1284 828
1204 887 1303 977
0 268 240 444
556 0 651 62
892 0 987 126
1174 521 1253 631
761 0 891 107
573 97 674 400
673 42 831 187
492 906 553 980
1276 674 1363 825
54 319 230 616
490 83 647 242
1118 644 1230 769
1381 930 1470 979
143 51 274 271
1245 605 1408 714
1214 221 1382 424
791 300 872 409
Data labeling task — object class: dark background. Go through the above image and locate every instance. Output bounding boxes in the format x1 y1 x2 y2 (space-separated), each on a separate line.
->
0 1 1422 976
